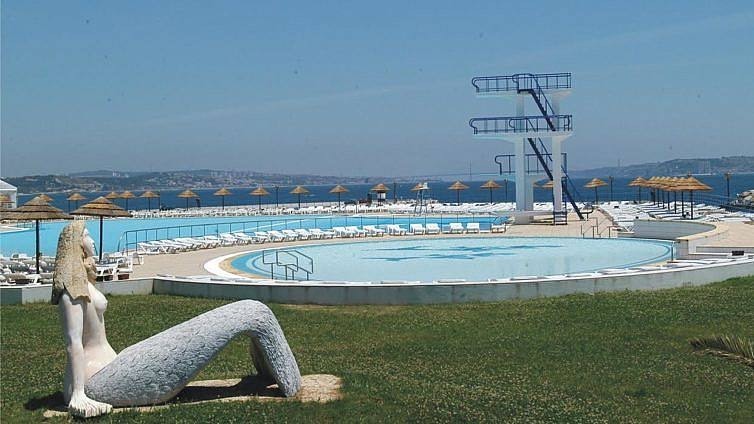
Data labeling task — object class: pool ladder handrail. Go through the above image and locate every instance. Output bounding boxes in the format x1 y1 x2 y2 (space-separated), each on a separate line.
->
262 248 314 281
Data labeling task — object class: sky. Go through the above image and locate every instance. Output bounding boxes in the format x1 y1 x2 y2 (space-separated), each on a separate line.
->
2 1 754 178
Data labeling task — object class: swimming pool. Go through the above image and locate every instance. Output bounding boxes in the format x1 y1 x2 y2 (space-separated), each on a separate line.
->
0 214 499 256
230 237 674 282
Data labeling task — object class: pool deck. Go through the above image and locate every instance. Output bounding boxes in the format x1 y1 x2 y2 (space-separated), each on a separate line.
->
131 211 595 279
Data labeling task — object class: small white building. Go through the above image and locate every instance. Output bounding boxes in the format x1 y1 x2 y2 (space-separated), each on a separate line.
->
0 179 18 208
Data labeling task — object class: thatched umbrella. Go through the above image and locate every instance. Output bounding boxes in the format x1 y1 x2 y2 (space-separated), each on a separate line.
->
250 186 270 210
448 181 469 205
71 197 132 261
178 189 199 210
213 188 232 210
1 196 73 272
329 185 349 211
289 186 309 208
480 180 501 204
584 178 608 204
105 191 119 200
673 176 712 219
370 183 389 204
119 191 136 210
628 177 648 201
66 192 86 212
539 180 554 189
140 190 159 211
37 194 53 203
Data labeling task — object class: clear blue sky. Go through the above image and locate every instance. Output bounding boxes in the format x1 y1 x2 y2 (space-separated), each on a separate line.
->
2 1 754 178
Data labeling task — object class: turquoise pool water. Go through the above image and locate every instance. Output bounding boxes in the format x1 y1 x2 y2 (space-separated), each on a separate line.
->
231 237 674 282
0 214 498 256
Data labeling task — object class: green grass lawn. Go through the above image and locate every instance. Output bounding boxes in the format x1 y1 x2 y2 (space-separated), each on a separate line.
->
2 277 753 423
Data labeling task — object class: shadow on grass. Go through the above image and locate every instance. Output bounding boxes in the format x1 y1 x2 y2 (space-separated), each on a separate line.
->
24 375 285 414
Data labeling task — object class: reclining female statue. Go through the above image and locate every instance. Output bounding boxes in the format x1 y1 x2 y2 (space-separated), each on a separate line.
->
52 221 301 418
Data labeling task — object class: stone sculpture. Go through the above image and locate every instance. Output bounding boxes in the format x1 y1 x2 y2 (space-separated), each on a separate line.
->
52 221 301 418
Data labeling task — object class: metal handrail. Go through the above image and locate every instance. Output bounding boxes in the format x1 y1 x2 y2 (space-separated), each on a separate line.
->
469 115 572 134
261 248 314 280
471 72 571 93
494 153 568 175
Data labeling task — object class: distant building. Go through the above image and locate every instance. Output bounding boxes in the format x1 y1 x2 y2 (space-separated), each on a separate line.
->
0 179 18 208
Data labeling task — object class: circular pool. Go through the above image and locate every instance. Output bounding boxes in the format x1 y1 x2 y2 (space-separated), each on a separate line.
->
229 237 674 282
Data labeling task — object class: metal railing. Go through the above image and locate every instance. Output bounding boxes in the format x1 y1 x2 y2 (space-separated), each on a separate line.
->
494 153 568 175
471 72 571 93
117 213 502 253
262 249 314 280
469 115 572 135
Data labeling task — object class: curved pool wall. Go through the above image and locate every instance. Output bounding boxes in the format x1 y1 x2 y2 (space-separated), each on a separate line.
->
0 214 500 257
231 237 674 283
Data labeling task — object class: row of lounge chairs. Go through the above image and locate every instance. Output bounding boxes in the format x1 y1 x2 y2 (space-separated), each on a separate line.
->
135 222 490 254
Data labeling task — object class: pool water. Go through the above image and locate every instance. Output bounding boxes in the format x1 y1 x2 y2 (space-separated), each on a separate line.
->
231 237 674 282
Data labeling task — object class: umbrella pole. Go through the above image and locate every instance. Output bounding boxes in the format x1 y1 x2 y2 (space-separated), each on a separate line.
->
258 196 261 211
298 194 301 209
681 192 685 216
457 191 460 205
35 219 40 273
222 196 225 211
338 193 342 211
674 192 677 213
691 191 694 219
99 216 104 262
147 198 151 211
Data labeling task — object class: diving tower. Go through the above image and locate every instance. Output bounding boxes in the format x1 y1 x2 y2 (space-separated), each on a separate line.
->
469 72 583 224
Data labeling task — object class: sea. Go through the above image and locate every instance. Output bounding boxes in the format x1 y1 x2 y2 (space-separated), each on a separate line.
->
16 173 754 213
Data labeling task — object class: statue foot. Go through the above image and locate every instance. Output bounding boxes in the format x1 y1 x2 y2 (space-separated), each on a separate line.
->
68 392 112 418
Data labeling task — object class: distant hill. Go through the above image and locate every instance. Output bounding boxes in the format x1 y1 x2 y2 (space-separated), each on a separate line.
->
569 156 754 178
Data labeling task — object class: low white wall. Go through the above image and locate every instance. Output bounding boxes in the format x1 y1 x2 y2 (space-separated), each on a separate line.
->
631 220 727 258
3 263 753 306
0 278 154 305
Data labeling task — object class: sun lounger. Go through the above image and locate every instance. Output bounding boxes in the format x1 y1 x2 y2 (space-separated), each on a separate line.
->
254 231 271 243
447 223 464 234
425 223 441 235
466 223 480 233
333 226 356 238
231 232 263 244
363 225 385 236
310 228 335 239
267 230 290 242
386 224 407 235
281 229 301 240
409 224 426 235
490 223 507 233
294 229 312 240
346 226 368 237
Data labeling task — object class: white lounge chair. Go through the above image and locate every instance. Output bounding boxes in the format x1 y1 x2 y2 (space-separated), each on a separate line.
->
333 226 356 238
294 229 312 240
447 223 464 234
253 231 271 243
409 224 426 235
386 224 407 236
281 229 301 241
268 230 291 242
466 223 480 233
363 225 385 236
310 228 335 239
346 226 368 237
425 223 441 235
231 232 264 244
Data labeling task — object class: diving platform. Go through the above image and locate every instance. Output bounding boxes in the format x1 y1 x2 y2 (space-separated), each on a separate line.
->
469 71 584 223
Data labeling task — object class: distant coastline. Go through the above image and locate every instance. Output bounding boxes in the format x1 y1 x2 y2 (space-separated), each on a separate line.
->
3 156 753 195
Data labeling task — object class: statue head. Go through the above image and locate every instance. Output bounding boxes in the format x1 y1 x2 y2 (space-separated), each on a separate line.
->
52 221 94 304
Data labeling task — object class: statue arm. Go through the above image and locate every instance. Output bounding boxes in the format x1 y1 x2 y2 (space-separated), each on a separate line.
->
59 292 112 418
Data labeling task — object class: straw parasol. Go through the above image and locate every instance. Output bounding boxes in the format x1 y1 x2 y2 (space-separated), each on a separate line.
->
66 192 86 212
448 181 470 205
1 196 73 272
370 183 390 204
140 190 160 211
71 196 132 261
329 185 349 211
539 180 554 189
480 180 501 204
584 178 608 204
178 189 199 210
627 177 648 201
672 176 712 219
36 194 53 203
250 186 270 210
289 186 309 209
119 191 136 210
105 191 119 200
213 188 232 210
